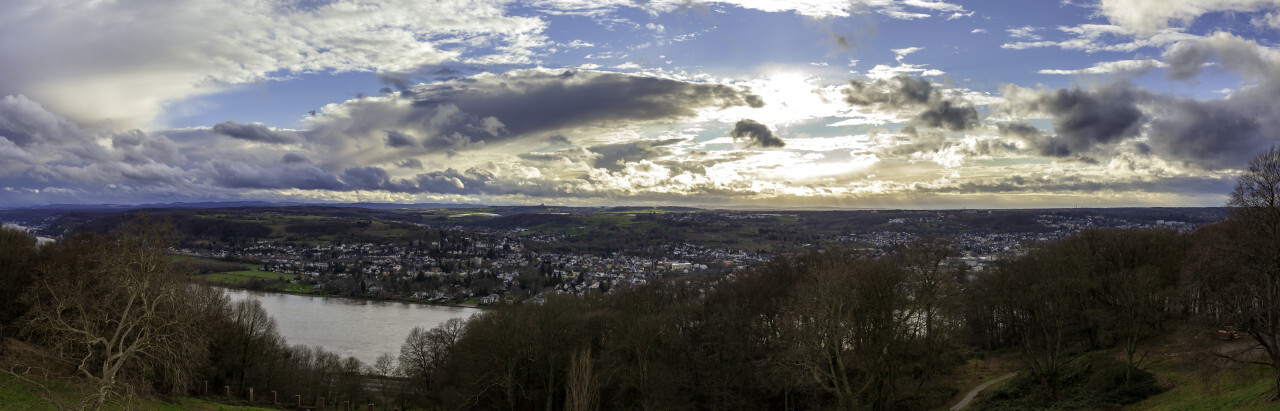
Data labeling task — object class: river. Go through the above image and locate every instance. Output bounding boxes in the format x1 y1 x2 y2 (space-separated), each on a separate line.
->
222 289 481 365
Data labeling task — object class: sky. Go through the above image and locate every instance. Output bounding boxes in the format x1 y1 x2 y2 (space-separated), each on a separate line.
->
3 0 1280 209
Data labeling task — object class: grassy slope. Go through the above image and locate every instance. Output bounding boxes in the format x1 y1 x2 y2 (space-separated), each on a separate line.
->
0 372 278 410
1125 341 1277 410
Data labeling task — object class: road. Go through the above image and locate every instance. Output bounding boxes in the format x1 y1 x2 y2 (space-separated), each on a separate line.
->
950 372 1017 410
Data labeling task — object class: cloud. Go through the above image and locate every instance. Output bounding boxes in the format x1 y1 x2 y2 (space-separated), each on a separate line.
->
384 130 420 148
844 74 934 107
586 138 685 171
205 161 343 190
529 0 967 19
0 0 548 129
1253 11 1280 29
1000 24 1200 53
730 119 786 148
1002 84 1147 156
1098 0 1280 37
545 134 572 145
305 69 763 168
1144 33 1280 169
914 100 979 131
998 33 1280 170
1145 97 1265 169
281 153 311 164
396 158 424 169
843 74 979 131
1162 32 1280 82
212 121 301 144
1038 59 1168 75
1007 26 1043 40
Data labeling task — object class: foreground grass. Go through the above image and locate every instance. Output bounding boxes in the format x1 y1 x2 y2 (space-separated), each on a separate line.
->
0 371 280 410
1128 358 1275 410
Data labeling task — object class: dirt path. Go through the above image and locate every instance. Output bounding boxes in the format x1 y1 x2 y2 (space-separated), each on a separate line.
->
950 371 1017 410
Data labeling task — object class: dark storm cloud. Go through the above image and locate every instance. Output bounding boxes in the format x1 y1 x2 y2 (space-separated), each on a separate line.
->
383 70 764 151
585 138 685 171
281 153 310 164
411 168 496 195
915 100 978 131
1146 96 1265 169
1003 84 1147 158
384 129 420 148
377 71 415 92
989 34 1280 170
545 134 572 145
211 121 301 144
341 167 409 192
843 74 980 131
206 161 343 190
111 129 184 165
918 174 1233 195
997 122 1040 140
1026 85 1145 153
729 119 786 148
844 74 933 107
396 158 424 169
331 166 499 195
1143 33 1280 170
0 95 105 160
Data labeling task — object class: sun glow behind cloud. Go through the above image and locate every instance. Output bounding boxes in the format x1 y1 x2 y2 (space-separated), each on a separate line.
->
0 0 1276 208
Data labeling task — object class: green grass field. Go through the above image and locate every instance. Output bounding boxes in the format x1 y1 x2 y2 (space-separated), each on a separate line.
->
175 255 296 284
272 282 325 295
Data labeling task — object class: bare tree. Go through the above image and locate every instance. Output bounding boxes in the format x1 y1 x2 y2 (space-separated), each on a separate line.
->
1216 146 1280 398
782 251 916 410
20 219 207 410
399 317 466 405
564 347 599 411
225 299 283 391
0 225 38 349
899 236 960 351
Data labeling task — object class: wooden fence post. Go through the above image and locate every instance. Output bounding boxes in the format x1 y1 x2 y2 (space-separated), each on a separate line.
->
295 394 302 408
224 385 231 397
272 390 278 405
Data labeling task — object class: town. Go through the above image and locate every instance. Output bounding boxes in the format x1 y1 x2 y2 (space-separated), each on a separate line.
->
0 205 1226 306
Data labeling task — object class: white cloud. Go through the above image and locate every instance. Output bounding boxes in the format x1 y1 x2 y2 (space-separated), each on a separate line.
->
1098 0 1280 37
0 0 548 130
529 0 965 19
1001 24 1201 53
1007 26 1043 40
1037 59 1168 75
892 47 925 62
1254 11 1280 28
866 64 945 80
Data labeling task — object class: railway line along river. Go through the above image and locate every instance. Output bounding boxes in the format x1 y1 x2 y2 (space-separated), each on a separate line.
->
222 288 481 365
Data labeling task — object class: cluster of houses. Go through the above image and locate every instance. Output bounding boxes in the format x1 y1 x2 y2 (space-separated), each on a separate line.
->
176 226 770 304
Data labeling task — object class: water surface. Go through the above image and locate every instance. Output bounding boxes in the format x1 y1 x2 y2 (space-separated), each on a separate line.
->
222 289 480 365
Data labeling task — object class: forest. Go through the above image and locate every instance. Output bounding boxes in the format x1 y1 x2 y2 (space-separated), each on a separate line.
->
4 149 1280 410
